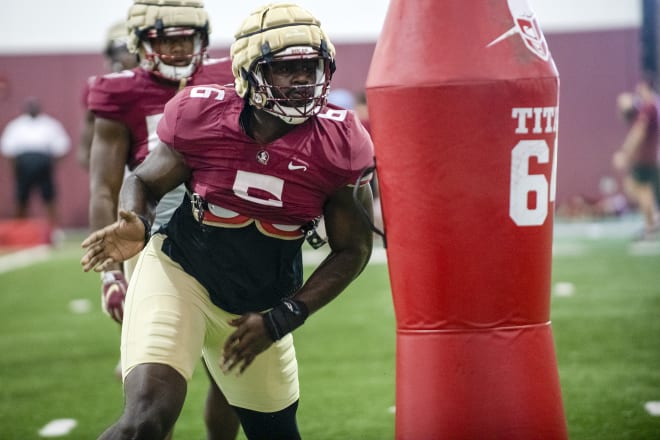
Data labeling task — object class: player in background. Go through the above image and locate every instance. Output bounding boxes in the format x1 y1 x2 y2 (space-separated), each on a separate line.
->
81 2 375 439
613 77 660 240
77 21 139 170
86 1 238 439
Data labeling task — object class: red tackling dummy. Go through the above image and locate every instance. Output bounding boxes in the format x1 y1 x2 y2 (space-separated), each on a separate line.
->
366 0 568 438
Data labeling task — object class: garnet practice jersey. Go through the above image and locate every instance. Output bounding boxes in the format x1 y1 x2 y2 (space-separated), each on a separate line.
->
87 58 234 170
157 85 374 313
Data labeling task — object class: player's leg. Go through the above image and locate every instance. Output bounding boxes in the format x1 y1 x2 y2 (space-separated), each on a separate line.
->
202 362 240 440
13 153 33 218
651 167 660 206
38 156 57 226
203 310 301 440
631 166 660 235
100 234 209 439
232 401 300 440
98 363 187 440
637 182 659 230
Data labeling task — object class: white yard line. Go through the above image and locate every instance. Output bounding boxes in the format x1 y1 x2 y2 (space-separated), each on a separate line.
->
0 245 52 274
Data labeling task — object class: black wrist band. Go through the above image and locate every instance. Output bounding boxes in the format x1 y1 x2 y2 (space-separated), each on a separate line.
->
263 299 309 341
136 214 152 248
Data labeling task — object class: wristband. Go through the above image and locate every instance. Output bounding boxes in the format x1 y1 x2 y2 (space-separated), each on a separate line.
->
263 299 309 341
136 214 152 247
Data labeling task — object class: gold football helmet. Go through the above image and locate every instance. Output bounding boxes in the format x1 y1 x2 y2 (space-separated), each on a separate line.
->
126 0 210 81
230 3 336 124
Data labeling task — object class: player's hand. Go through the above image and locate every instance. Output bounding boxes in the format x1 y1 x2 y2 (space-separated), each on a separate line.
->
81 210 146 272
221 313 273 375
101 270 127 324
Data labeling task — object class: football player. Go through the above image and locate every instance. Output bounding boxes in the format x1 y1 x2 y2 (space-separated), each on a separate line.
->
85 1 238 439
613 78 660 240
77 20 139 170
81 2 375 439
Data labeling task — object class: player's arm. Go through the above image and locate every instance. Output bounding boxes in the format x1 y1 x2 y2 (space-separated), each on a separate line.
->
222 183 374 374
292 183 374 312
77 110 95 169
88 117 130 272
81 141 190 273
86 116 131 322
120 141 191 220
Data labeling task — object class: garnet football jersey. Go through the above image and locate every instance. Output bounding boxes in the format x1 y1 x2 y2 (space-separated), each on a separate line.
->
87 58 234 170
157 84 374 226
156 84 374 313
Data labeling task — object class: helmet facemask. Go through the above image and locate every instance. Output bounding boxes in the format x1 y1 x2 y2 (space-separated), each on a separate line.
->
230 3 337 125
139 27 207 82
126 0 211 83
248 46 333 125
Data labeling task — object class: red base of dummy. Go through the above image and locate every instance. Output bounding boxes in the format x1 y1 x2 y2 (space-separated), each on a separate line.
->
0 218 52 248
395 323 567 440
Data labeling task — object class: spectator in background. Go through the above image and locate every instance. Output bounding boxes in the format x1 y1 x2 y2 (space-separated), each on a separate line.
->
0 97 70 229
612 77 660 240
77 20 139 169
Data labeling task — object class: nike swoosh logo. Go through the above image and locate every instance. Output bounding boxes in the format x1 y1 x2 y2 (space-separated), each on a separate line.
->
288 161 308 171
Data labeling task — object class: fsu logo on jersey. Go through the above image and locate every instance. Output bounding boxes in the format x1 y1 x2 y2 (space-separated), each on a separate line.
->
256 150 269 165
487 0 549 62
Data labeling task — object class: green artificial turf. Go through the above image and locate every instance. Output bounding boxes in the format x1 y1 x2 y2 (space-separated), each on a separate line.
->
0 222 658 439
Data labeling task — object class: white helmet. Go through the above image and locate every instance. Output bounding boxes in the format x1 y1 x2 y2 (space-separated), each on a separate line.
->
230 3 336 124
126 0 210 81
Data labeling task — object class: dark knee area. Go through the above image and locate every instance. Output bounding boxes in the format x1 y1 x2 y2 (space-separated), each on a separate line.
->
233 401 300 440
